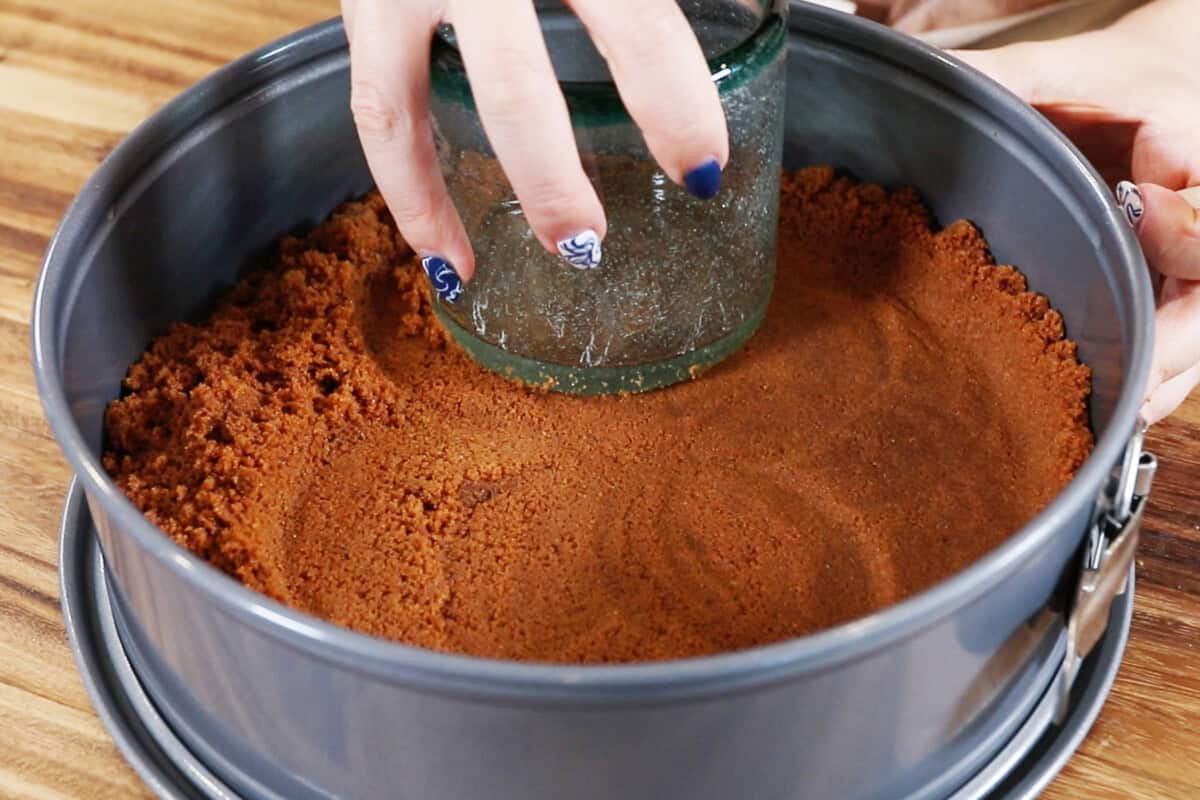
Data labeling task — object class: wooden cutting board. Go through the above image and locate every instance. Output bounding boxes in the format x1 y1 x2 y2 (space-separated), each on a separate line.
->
0 1 1197 796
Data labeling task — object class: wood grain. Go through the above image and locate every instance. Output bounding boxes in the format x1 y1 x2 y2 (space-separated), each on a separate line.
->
0 1 1197 797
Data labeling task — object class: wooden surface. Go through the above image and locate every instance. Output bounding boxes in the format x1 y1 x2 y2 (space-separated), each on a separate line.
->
0 1 1198 797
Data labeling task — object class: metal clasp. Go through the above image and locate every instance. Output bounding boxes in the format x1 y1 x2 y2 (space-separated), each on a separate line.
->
1055 418 1158 723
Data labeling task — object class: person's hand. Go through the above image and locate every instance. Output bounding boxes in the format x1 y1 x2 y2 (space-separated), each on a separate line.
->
953 0 1200 424
340 0 729 299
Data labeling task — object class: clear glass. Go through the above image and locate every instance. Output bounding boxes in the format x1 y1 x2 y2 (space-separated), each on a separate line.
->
430 0 788 393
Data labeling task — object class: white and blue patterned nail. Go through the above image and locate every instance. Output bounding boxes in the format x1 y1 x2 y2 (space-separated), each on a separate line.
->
420 255 464 303
1116 181 1144 229
557 229 602 270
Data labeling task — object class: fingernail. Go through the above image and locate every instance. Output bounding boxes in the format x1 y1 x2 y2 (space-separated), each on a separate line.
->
420 255 464 303
684 157 722 200
557 229 602 270
1116 180 1144 229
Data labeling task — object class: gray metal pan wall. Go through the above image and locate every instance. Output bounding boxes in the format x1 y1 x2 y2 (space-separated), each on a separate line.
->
32 5 1153 799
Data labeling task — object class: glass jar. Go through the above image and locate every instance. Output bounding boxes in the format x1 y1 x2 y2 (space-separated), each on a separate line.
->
429 0 788 394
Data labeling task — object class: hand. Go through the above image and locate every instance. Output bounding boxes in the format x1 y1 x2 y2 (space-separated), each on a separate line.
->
340 0 728 295
953 0 1200 424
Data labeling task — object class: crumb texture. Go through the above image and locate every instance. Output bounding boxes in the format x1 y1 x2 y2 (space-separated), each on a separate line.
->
103 168 1092 663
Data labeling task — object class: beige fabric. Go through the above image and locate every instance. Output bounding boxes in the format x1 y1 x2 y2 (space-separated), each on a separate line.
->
917 0 1147 47
805 0 1150 45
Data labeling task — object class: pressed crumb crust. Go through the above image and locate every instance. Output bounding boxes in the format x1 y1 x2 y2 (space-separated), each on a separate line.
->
103 167 1092 663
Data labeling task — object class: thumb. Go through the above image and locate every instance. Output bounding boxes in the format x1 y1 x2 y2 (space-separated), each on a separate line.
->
952 36 1150 186
1143 277 1200 421
1131 183 1200 281
1124 183 1200 421
1142 361 1200 425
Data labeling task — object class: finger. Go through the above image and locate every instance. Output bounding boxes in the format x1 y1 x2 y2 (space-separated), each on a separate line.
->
341 0 358 40
1118 182 1200 281
951 41 1068 104
449 0 606 268
569 0 728 198
958 37 1200 186
1129 123 1200 191
1141 276 1200 405
349 0 474 299
945 31 1142 110
1142 361 1200 425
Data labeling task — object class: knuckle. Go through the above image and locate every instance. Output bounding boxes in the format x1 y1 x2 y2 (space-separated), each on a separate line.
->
1158 230 1200 276
1182 208 1200 243
349 80 416 142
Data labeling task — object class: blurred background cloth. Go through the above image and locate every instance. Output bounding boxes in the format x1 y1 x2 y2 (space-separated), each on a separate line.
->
808 0 1147 46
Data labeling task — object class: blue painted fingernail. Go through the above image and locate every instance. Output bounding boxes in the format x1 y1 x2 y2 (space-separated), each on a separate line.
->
557 229 602 270
684 157 722 200
1116 180 1144 229
420 255 464 303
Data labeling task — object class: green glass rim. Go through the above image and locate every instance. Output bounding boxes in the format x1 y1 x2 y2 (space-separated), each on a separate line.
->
431 284 772 396
430 1 788 127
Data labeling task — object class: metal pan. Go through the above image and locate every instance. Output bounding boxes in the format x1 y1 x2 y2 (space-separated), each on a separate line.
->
58 480 1136 799
35 5 1153 799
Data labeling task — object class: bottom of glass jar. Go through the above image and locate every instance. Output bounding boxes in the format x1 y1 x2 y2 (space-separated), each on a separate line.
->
431 289 771 395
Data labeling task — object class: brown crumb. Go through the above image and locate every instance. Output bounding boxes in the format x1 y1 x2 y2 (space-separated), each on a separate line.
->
103 168 1092 663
